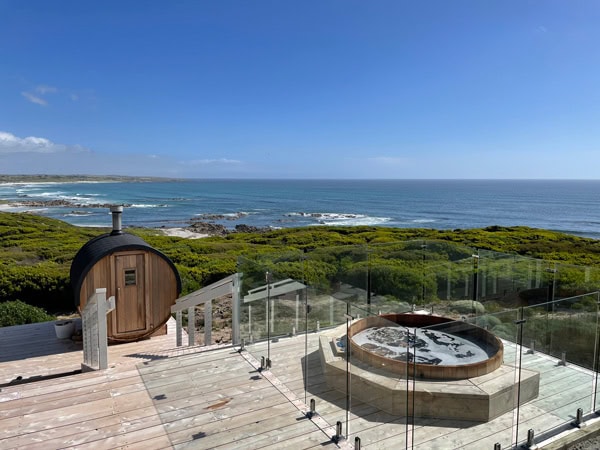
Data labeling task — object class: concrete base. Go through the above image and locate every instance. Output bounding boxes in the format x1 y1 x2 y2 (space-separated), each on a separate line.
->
319 334 540 422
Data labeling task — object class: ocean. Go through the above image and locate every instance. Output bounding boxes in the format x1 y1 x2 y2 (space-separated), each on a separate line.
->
1 179 599 239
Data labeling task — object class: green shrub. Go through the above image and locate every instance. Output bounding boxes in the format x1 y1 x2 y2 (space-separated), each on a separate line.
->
449 300 485 315
4 211 600 323
474 314 502 329
492 322 518 341
0 300 55 327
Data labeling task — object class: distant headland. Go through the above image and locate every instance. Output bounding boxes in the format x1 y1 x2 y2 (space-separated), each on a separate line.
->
0 174 182 183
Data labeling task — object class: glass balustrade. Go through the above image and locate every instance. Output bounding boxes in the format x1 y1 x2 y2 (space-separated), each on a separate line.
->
233 241 600 448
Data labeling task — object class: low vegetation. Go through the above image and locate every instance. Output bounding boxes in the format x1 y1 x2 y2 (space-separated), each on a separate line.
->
2 211 600 325
0 300 55 327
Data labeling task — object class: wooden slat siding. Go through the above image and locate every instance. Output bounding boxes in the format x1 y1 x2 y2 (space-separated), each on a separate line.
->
79 254 112 310
112 251 146 337
80 255 113 334
149 252 178 330
78 250 178 342
144 252 151 331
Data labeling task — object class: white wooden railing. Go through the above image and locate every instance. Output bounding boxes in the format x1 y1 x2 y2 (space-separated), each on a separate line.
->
171 274 240 347
81 288 115 372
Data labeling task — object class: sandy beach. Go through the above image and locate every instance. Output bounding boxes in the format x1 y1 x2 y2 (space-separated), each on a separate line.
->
159 227 210 239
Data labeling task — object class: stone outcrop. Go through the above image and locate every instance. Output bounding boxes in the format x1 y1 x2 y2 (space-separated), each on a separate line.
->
184 221 271 236
186 222 229 236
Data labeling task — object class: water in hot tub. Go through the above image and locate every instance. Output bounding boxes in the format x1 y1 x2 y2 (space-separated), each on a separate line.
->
351 327 490 365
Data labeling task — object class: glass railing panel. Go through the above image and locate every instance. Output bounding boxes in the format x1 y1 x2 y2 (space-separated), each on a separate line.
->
413 308 520 449
422 240 476 311
346 305 410 448
234 244 600 447
584 266 600 293
300 288 356 440
237 256 269 365
259 267 308 399
477 250 535 312
422 240 475 264
237 251 304 367
514 260 557 310
367 241 429 315
418 254 479 320
517 293 599 446
554 262 600 300
303 244 369 308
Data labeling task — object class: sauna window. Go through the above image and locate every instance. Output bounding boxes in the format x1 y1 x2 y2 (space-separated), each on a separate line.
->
124 269 137 286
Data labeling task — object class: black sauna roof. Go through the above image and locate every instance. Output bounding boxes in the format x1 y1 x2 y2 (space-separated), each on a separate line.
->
70 232 182 306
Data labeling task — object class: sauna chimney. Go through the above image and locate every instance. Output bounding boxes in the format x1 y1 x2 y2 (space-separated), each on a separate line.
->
110 205 123 235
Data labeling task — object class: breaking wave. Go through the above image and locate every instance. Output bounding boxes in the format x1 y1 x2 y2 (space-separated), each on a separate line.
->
287 212 392 227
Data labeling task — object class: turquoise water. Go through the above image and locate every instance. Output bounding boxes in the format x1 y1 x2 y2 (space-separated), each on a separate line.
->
1 179 599 238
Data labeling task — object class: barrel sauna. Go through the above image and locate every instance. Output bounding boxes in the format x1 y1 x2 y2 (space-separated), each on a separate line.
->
70 206 181 342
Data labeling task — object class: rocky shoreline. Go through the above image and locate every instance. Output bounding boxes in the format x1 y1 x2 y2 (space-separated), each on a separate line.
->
0 174 178 183
182 221 271 236
5 198 271 237
11 199 134 209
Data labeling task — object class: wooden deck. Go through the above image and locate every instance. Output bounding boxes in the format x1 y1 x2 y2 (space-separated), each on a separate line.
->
0 318 195 385
262 333 598 449
0 320 596 449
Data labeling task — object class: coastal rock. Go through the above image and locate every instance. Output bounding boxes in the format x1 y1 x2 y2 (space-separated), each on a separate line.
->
233 224 270 234
184 221 270 236
192 212 248 221
186 221 228 236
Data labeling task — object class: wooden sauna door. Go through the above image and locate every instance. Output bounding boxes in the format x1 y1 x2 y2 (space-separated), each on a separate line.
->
114 252 149 335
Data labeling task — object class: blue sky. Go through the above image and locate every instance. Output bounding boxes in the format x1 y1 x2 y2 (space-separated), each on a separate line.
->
1 1 599 179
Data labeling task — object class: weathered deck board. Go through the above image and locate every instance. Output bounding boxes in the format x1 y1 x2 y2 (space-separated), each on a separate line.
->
247 335 588 449
0 318 187 385
0 319 596 449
